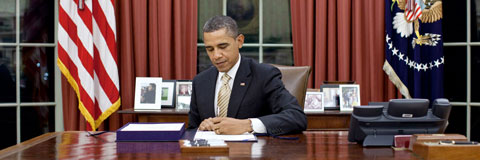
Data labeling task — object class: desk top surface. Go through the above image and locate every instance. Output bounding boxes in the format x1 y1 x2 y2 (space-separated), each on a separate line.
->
0 131 418 159
117 108 352 115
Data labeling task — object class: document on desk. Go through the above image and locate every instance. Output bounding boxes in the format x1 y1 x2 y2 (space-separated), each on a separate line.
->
194 130 257 142
116 123 185 141
120 123 184 131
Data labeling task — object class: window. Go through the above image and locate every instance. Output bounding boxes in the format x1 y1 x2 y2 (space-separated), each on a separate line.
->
197 0 293 73
443 0 480 141
0 0 61 149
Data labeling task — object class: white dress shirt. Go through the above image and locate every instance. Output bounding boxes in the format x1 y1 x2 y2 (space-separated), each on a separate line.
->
214 55 267 133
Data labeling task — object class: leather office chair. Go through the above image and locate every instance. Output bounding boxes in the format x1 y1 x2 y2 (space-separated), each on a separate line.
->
271 64 311 108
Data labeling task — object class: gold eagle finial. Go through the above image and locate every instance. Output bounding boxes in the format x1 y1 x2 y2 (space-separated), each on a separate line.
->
396 0 406 10
420 0 443 23
396 0 442 23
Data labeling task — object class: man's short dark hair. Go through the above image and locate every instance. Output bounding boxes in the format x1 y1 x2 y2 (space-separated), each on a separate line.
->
203 15 239 38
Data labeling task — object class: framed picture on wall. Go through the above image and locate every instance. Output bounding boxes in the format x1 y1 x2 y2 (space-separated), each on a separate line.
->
161 80 176 108
134 77 162 110
304 91 324 112
320 84 340 110
176 80 192 110
339 84 360 111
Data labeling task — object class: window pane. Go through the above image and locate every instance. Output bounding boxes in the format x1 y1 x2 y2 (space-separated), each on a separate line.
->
20 0 54 43
472 0 480 42
472 106 480 141
444 47 466 102
227 0 259 43
197 0 223 43
444 106 466 136
0 107 16 150
263 47 293 66
21 106 55 141
443 0 466 42
20 47 55 102
240 47 259 62
0 46 16 103
472 47 480 102
197 46 212 73
0 0 16 43
263 0 291 44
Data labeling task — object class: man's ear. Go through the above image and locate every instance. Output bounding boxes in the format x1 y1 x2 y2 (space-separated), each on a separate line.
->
236 34 245 49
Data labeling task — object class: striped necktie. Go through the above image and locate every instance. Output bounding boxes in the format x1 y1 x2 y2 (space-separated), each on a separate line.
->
217 74 231 117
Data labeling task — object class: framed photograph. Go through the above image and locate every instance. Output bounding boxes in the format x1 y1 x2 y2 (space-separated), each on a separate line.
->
176 80 192 110
339 84 361 111
304 91 324 112
161 80 176 108
134 77 162 110
320 84 340 110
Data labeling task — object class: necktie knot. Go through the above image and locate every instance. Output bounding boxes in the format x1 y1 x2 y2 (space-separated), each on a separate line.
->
221 74 231 85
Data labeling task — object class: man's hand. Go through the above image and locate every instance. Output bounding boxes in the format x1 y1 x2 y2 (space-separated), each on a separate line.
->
198 117 216 131
211 117 253 135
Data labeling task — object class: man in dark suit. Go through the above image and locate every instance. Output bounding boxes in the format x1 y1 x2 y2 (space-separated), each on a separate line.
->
188 15 307 135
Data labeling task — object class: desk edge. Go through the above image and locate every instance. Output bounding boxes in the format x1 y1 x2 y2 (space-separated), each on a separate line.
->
0 132 62 159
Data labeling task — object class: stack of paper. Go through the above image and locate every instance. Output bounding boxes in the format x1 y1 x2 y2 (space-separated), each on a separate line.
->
116 122 185 141
193 131 257 142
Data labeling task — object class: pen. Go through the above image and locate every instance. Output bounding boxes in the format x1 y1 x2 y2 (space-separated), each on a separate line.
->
439 140 479 145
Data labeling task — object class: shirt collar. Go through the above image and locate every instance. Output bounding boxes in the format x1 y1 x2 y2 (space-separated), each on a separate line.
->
219 55 241 80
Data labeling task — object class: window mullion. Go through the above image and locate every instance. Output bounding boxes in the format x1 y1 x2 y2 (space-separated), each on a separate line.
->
466 0 471 141
54 0 63 132
222 0 226 16
15 0 21 144
259 0 263 63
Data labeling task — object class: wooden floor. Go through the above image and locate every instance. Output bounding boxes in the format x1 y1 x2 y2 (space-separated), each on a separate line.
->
0 131 419 159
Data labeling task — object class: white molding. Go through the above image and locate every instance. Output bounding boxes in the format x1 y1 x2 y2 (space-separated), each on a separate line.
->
259 0 263 63
466 0 471 141
197 43 293 47
54 0 63 132
15 0 21 144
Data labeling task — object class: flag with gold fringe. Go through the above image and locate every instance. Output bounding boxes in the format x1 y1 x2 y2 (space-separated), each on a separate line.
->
58 0 121 130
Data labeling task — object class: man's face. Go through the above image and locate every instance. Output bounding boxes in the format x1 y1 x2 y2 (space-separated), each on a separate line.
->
203 28 244 72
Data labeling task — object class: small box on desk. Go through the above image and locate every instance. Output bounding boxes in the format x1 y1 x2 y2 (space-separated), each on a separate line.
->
394 135 412 149
116 122 185 142
409 134 467 150
413 141 480 160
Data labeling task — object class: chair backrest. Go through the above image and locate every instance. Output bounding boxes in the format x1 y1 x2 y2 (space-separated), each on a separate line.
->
271 64 311 108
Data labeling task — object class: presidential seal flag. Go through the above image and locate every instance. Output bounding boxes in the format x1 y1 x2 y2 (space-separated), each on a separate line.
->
384 0 443 101
58 0 121 131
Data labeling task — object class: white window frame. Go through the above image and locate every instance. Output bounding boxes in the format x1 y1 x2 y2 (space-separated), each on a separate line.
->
0 0 63 144
197 0 293 63
443 0 480 141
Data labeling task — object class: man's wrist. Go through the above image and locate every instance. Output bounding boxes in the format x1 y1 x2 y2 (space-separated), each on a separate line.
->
246 119 254 133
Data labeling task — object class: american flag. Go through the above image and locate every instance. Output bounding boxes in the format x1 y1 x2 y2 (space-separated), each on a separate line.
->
57 0 121 131
405 0 424 22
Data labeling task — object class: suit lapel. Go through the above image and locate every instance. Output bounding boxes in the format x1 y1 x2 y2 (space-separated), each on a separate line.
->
228 57 252 117
203 67 218 118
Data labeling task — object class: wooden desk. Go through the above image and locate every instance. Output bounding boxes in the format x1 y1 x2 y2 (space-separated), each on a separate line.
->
118 108 351 130
0 131 418 159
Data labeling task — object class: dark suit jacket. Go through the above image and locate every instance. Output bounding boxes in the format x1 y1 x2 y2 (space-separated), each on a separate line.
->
188 56 307 135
